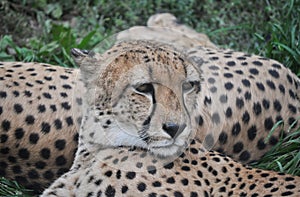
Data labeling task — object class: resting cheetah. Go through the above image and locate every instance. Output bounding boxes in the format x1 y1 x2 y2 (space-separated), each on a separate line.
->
1 14 299 193
42 41 300 196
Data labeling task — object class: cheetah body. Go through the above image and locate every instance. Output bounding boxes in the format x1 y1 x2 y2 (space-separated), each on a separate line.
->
42 40 300 196
0 14 299 194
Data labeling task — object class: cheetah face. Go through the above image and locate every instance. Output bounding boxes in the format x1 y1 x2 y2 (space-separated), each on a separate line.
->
73 41 201 157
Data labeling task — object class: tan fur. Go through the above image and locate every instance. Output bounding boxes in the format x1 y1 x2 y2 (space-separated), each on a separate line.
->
42 40 300 196
0 13 299 194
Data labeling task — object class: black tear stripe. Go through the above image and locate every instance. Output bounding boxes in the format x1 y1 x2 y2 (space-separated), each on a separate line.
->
139 86 156 143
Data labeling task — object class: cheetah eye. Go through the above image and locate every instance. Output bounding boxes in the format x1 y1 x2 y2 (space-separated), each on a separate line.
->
182 81 195 93
134 83 154 95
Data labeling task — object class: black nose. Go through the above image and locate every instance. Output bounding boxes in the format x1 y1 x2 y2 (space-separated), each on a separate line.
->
162 122 186 138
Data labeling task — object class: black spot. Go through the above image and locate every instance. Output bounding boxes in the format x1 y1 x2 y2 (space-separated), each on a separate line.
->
234 70 247 75
242 111 250 124
55 155 67 166
204 96 212 106
24 90 32 97
152 181 162 187
61 102 71 110
256 82 265 91
28 169 39 179
224 73 233 78
224 82 234 90
44 76 52 81
253 102 262 116
257 139 266 150
14 104 23 114
41 122 51 134
62 84 72 89
60 92 68 98
247 125 257 141
65 116 74 126
239 151 251 161
18 148 30 159
2 120 10 131
197 170 203 178
249 68 259 75
121 186 128 193
236 98 244 109
15 128 24 139
241 79 251 87
266 80 276 90
55 139 66 150
166 177 175 184
181 166 191 171
25 115 35 125
225 107 232 118
268 69 280 78
195 115 204 126
174 191 184 197
164 162 174 169
252 61 263 66
137 182 146 192
0 147 9 154
262 99 270 109
289 89 296 99
233 142 243 153
29 133 39 144
25 82 33 87
60 75 69 79
0 134 8 143
35 161 46 169
268 136 278 145
105 185 116 197
40 148 51 159
264 117 274 130
49 85 56 90
43 92 52 99
219 94 228 103
272 63 281 69
231 122 241 136
0 91 7 98
38 104 46 113
94 179 102 186
147 165 157 174
226 61 236 66
288 104 297 114
273 100 282 112
76 98 82 105
54 119 62 130
126 171 136 179
50 105 57 112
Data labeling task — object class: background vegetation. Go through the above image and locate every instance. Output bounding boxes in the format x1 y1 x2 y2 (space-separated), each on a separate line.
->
0 0 299 196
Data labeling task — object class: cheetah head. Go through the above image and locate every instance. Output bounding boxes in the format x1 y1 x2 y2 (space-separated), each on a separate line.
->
72 40 202 157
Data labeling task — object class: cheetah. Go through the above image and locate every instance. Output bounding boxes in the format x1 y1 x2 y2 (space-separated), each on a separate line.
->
42 41 300 196
1 14 300 194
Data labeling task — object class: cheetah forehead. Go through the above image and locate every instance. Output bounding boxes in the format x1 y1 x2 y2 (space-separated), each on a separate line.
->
77 40 201 90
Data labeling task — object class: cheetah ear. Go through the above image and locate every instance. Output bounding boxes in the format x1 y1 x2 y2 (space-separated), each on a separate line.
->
71 48 103 87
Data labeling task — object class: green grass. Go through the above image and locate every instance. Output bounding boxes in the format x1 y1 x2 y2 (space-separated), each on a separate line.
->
0 0 299 196
0 177 33 197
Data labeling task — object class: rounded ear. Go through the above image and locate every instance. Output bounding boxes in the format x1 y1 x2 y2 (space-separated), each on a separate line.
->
71 48 102 87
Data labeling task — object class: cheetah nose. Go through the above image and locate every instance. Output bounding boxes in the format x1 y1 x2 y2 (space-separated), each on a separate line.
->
162 122 186 138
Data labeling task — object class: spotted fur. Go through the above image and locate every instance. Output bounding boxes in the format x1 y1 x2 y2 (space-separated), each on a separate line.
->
42 40 300 196
0 14 299 194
